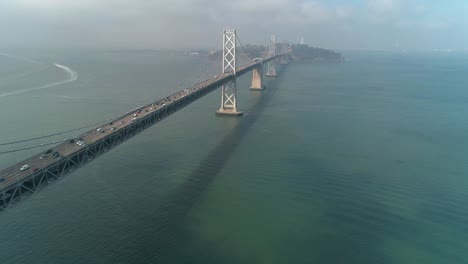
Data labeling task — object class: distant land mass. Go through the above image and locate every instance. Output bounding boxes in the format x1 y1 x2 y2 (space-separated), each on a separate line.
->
289 44 343 62
205 43 343 62
115 44 343 63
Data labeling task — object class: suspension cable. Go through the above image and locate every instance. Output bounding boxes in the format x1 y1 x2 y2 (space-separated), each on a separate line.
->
236 35 254 61
0 139 70 154
0 118 116 146
0 51 225 154
0 49 223 148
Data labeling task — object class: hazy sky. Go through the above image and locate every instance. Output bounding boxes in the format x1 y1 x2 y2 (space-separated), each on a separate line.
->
1 0 468 51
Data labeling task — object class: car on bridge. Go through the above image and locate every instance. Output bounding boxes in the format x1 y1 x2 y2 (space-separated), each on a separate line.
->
20 164 30 171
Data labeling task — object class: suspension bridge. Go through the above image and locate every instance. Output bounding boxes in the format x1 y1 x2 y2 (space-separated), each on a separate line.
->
0 29 291 213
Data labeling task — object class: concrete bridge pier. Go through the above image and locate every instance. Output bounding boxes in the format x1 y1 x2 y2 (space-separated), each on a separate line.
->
216 78 243 116
250 59 264 90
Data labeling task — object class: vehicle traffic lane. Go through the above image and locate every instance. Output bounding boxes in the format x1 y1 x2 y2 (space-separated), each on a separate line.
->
0 151 62 190
0 71 235 192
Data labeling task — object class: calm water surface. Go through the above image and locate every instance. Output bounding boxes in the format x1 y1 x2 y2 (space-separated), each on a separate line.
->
0 50 467 263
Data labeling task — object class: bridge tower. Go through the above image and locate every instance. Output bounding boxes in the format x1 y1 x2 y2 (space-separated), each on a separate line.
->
250 58 264 90
216 29 243 116
280 41 289 65
265 34 277 77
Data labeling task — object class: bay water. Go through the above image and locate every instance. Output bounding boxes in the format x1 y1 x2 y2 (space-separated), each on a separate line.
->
0 50 467 263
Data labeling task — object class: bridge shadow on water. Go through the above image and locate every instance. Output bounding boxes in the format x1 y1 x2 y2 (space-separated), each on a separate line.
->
129 68 287 262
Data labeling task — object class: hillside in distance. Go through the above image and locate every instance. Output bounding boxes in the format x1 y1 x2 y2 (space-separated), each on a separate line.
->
289 44 343 62
207 43 343 62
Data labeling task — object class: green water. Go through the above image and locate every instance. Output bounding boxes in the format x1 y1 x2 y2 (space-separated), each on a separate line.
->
0 50 467 263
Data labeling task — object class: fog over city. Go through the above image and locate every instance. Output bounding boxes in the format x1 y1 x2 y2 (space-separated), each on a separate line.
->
1 0 467 50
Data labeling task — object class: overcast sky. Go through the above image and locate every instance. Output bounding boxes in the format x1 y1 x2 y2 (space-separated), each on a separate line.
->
1 0 468 51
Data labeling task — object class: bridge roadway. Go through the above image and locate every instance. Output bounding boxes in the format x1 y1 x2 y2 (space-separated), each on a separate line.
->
0 55 282 212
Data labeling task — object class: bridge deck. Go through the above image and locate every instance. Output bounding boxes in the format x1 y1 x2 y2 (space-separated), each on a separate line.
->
0 55 282 211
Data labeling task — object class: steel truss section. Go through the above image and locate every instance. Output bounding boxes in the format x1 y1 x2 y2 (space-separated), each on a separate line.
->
0 53 286 213
0 75 235 213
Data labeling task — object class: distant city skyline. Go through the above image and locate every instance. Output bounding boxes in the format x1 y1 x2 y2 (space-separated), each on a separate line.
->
1 0 468 51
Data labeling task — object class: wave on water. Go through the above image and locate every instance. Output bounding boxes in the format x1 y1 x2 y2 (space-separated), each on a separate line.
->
0 63 78 97
54 63 78 82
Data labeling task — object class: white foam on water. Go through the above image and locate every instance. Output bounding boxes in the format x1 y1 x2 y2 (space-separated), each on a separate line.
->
0 63 78 97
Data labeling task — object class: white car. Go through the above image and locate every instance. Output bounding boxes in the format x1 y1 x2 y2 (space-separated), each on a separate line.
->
76 140 86 147
20 164 30 171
